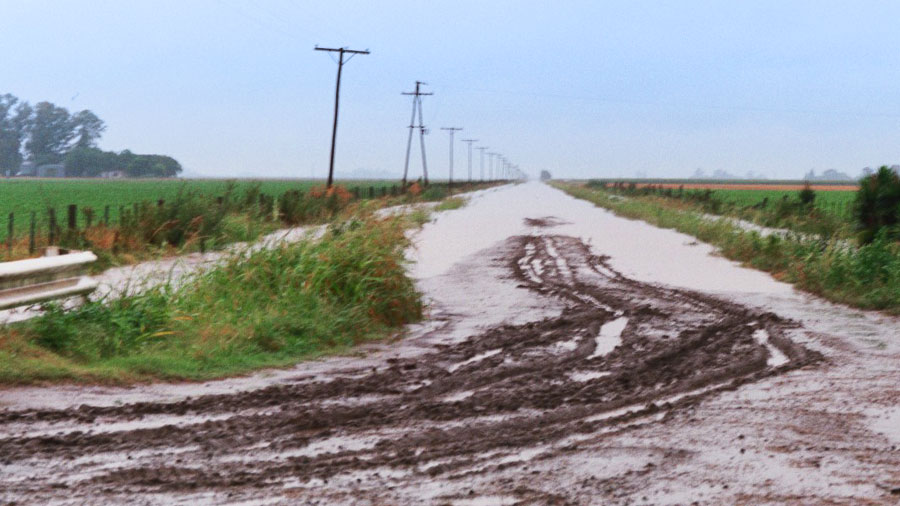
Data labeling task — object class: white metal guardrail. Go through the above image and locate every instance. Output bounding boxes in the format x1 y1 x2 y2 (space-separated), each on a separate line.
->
0 250 98 311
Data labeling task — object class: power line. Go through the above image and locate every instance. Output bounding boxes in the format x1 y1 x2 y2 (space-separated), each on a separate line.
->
431 83 900 119
314 45 370 188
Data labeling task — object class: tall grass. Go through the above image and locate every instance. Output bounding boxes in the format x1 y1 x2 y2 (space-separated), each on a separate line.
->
558 183 900 313
1 211 423 383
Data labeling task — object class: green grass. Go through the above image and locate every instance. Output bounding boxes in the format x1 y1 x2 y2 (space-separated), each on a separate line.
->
0 208 425 384
434 196 467 212
710 189 856 219
556 182 900 314
591 181 858 239
0 178 401 241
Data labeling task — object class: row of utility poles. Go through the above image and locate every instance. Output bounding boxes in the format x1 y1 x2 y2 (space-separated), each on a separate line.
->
315 45 524 188
401 81 523 192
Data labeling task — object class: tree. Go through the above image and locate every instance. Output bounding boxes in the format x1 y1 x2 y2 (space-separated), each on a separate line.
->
0 94 31 175
798 181 816 206
71 110 105 149
25 101 75 165
64 147 118 177
119 150 182 178
539 170 552 181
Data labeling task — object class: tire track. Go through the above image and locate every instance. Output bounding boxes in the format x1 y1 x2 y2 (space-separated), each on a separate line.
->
0 232 820 504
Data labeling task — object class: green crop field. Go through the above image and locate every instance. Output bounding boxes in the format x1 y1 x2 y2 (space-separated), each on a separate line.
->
709 189 857 218
0 178 398 241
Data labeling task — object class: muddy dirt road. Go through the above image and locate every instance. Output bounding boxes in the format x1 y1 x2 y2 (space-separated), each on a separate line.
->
2 182 899 504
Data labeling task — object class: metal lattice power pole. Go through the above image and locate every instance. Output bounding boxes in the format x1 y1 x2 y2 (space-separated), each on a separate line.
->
401 81 433 188
461 139 478 182
476 146 488 181
314 45 370 188
440 127 463 193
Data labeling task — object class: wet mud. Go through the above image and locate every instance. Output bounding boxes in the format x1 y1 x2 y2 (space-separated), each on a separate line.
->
0 233 821 504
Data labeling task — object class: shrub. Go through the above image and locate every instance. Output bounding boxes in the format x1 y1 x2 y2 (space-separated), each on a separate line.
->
855 166 900 243
798 182 816 207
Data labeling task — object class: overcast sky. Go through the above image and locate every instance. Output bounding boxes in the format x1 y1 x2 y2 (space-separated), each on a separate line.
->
3 0 900 179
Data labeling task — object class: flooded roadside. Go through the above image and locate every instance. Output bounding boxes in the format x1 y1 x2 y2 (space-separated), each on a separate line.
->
1 182 898 504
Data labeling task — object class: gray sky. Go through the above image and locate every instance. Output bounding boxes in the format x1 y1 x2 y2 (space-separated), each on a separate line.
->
3 0 900 179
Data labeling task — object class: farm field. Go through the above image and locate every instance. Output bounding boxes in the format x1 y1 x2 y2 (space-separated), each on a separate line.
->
0 178 400 241
711 188 857 218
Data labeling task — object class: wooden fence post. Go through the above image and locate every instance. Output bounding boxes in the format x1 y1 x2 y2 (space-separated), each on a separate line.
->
29 212 35 255
67 204 77 230
48 208 57 245
6 212 12 256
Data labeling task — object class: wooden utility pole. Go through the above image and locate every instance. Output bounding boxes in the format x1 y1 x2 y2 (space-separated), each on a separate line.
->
488 152 498 181
440 127 463 193
314 45 370 188
461 139 477 182
477 146 488 181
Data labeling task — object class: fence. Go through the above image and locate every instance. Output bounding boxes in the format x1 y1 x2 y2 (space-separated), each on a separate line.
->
0 183 427 255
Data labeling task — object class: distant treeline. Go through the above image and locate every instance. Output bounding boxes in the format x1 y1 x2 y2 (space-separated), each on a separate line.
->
0 92 181 177
64 148 181 178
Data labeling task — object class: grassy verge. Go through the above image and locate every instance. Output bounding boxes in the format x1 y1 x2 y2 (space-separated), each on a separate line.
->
584 181 856 240
556 182 900 313
434 196 467 212
0 207 425 384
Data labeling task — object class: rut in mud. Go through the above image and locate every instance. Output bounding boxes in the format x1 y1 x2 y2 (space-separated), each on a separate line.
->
0 233 820 503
